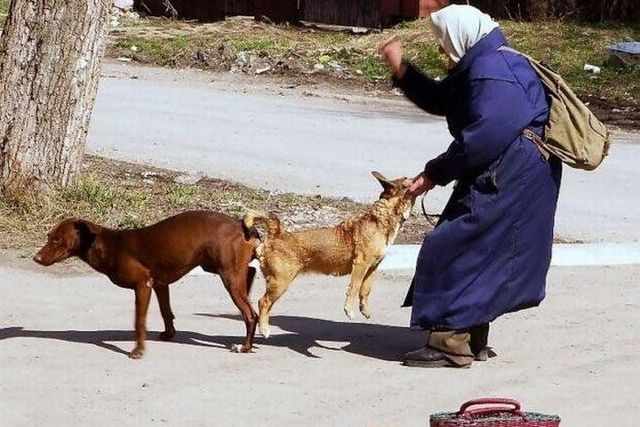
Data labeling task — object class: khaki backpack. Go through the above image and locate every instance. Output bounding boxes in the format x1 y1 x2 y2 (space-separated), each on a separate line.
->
500 46 610 170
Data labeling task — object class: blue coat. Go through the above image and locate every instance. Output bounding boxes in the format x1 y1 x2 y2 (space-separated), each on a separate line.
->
397 28 562 330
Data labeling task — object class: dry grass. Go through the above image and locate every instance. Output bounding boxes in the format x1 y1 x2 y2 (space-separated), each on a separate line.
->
0 155 433 253
108 15 639 105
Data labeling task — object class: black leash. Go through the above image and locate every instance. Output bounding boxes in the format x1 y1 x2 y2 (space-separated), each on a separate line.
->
420 195 441 227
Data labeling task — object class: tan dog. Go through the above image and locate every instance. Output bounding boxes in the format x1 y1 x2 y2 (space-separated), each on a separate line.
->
243 171 416 338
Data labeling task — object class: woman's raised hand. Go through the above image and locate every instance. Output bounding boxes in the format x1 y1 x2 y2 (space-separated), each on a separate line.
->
379 37 407 79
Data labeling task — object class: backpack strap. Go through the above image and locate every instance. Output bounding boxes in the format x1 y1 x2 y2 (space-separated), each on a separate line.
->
498 45 542 67
522 128 550 161
498 45 526 57
500 45 552 160
498 45 519 54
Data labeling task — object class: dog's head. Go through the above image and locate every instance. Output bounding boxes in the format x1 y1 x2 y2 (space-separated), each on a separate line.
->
371 171 417 220
33 218 101 266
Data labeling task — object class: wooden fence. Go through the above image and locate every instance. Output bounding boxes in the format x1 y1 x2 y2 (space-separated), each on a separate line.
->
133 0 433 27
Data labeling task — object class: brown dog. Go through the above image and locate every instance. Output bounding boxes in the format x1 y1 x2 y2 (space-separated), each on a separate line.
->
244 172 416 338
34 210 259 358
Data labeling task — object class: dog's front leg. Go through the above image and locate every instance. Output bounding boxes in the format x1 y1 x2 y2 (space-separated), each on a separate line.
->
344 262 369 320
131 282 152 359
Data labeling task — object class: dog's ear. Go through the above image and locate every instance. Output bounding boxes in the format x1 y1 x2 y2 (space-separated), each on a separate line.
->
372 171 395 191
73 219 100 253
74 219 101 235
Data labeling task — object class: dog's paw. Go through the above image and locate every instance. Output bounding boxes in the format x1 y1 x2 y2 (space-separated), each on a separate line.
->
344 306 356 320
259 324 270 339
359 305 371 320
230 344 245 353
129 347 145 359
159 329 176 341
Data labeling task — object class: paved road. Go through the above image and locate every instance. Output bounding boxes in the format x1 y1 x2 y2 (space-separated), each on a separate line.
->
88 62 640 243
1 258 638 426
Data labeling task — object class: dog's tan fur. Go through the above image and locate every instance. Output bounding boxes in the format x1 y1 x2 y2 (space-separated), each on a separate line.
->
244 171 417 338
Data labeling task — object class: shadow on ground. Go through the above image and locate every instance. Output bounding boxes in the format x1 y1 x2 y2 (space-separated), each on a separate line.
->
0 314 421 361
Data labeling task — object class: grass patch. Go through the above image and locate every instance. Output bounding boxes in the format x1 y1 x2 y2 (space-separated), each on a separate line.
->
167 184 198 205
0 0 10 25
114 36 196 64
502 20 639 104
0 155 434 252
108 16 638 113
230 37 280 53
356 54 389 79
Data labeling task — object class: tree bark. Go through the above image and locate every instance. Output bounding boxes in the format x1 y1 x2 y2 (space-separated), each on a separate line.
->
0 0 112 194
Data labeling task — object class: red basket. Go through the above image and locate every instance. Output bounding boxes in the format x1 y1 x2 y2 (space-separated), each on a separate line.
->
430 398 561 427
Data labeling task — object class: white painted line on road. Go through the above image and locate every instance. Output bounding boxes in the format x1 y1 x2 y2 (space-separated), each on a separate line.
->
187 243 640 276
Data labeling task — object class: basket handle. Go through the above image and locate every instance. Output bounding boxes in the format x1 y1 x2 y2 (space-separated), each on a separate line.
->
458 398 524 418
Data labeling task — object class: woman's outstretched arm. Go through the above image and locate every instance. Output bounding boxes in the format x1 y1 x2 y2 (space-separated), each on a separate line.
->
393 64 448 116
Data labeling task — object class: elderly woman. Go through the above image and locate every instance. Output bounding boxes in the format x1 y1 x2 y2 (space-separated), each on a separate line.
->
381 5 562 368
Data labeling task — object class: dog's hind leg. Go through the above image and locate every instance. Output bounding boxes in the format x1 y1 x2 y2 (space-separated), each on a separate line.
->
154 285 176 341
131 281 153 359
358 259 383 319
246 266 257 294
220 267 258 353
258 273 295 339
344 261 369 320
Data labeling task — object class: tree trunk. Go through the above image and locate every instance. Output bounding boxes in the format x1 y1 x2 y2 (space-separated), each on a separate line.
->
0 0 112 194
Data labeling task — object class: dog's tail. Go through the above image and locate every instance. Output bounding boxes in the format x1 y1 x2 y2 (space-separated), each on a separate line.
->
243 210 283 238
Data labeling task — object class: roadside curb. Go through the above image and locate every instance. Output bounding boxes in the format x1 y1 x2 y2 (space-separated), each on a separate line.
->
374 243 640 271
188 243 640 276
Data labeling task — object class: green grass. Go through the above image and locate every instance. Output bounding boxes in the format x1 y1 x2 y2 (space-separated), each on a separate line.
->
356 54 389 79
230 37 280 53
0 0 10 25
502 21 640 103
62 176 150 226
167 184 198 205
114 37 193 64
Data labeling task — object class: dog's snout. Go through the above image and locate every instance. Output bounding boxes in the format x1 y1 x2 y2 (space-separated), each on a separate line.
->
33 253 44 265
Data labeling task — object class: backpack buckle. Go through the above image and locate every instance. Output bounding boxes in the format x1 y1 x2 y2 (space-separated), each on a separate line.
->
522 129 550 161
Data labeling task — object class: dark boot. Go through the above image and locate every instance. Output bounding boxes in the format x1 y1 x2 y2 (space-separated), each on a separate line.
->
473 346 498 361
402 346 470 368
469 323 497 361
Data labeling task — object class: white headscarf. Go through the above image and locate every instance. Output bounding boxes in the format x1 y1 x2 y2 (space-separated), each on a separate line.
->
430 5 499 64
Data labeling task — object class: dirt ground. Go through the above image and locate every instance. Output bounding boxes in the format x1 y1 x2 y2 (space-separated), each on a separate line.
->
1 253 638 426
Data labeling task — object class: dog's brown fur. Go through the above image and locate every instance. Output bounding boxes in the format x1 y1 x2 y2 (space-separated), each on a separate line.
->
244 172 416 338
34 210 259 358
